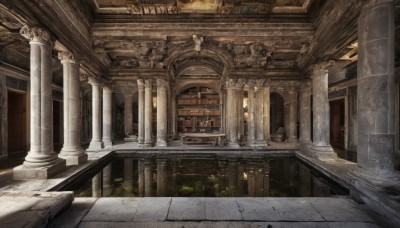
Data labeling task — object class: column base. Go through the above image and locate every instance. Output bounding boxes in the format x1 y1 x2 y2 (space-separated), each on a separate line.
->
299 141 312 152
288 137 298 143
138 137 144 144
246 140 255 147
124 135 137 142
13 158 66 180
308 145 337 160
156 140 167 147
87 141 103 151
144 142 153 148
59 152 88 166
227 142 240 148
103 141 113 148
252 141 268 148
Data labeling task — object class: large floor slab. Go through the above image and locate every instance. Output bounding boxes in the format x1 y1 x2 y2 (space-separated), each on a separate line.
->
50 197 385 227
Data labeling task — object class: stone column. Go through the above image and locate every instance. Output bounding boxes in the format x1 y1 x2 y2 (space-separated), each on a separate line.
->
228 159 238 197
263 80 271 143
87 77 103 151
236 79 245 140
156 79 168 146
102 86 113 147
123 91 133 138
144 80 153 147
137 80 145 144
247 166 255 197
226 79 239 147
299 83 312 145
157 159 167 196
310 62 337 159
123 158 134 194
288 88 298 142
14 26 66 179
358 0 395 172
255 79 266 145
247 80 255 146
58 51 87 165
170 86 177 139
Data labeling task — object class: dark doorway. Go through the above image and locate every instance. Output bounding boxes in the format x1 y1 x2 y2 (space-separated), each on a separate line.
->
329 99 345 149
7 91 27 156
53 100 63 151
270 93 285 138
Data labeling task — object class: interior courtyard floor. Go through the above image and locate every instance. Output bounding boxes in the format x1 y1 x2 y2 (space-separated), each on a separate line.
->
0 141 398 227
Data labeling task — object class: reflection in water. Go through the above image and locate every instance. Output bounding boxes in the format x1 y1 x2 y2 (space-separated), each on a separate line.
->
77 156 347 197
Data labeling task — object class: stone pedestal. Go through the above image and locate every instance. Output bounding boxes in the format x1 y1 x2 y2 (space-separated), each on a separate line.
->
87 77 103 151
102 86 113 147
144 80 153 147
226 79 239 147
137 80 145 144
123 91 134 140
156 79 168 146
58 51 87 165
357 0 395 172
247 80 255 146
14 26 66 179
309 62 337 160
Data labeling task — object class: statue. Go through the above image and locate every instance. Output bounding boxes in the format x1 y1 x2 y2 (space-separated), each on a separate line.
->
193 34 203 52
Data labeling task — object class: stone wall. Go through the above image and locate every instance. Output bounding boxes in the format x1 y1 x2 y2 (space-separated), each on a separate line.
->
0 74 7 158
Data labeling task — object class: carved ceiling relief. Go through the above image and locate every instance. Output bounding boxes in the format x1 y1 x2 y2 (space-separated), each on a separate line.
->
219 42 271 68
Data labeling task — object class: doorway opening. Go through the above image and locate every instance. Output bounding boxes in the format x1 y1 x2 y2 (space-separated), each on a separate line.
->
329 99 345 150
7 91 27 157
270 92 285 142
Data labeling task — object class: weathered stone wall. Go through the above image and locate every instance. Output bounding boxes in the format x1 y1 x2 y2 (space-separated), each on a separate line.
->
0 74 6 158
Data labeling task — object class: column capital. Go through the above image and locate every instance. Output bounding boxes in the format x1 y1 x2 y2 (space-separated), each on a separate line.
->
20 26 53 46
88 77 101 86
144 79 153 88
311 61 335 75
103 85 113 93
247 79 256 88
156 79 169 90
255 79 265 91
235 78 245 89
58 51 79 64
226 78 236 89
137 79 145 90
264 79 272 87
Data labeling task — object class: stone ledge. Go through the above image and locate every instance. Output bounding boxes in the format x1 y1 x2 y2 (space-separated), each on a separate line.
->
0 191 74 228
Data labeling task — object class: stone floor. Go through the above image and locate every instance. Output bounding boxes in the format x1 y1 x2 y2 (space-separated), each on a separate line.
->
49 197 383 228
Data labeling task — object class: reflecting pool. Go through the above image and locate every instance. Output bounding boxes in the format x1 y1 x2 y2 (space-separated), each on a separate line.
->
69 155 347 197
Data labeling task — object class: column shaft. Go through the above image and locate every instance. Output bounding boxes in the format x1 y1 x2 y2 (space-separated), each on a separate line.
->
255 79 265 145
247 80 255 145
59 52 87 165
156 79 168 146
288 91 298 142
263 82 271 142
144 80 153 147
357 0 395 172
102 86 113 147
299 87 312 144
123 92 133 137
88 78 103 151
226 79 239 146
137 80 145 144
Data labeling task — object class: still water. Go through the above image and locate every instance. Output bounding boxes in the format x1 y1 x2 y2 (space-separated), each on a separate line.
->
71 156 347 197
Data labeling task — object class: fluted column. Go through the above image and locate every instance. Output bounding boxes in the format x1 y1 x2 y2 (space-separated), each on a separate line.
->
137 79 145 144
144 80 153 147
310 62 337 159
358 0 395 172
226 79 239 147
236 79 245 141
156 79 168 146
288 87 298 142
14 26 66 179
123 91 134 138
58 51 87 165
299 83 312 145
263 80 271 143
102 86 113 147
87 77 103 151
255 79 266 145
247 80 255 146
